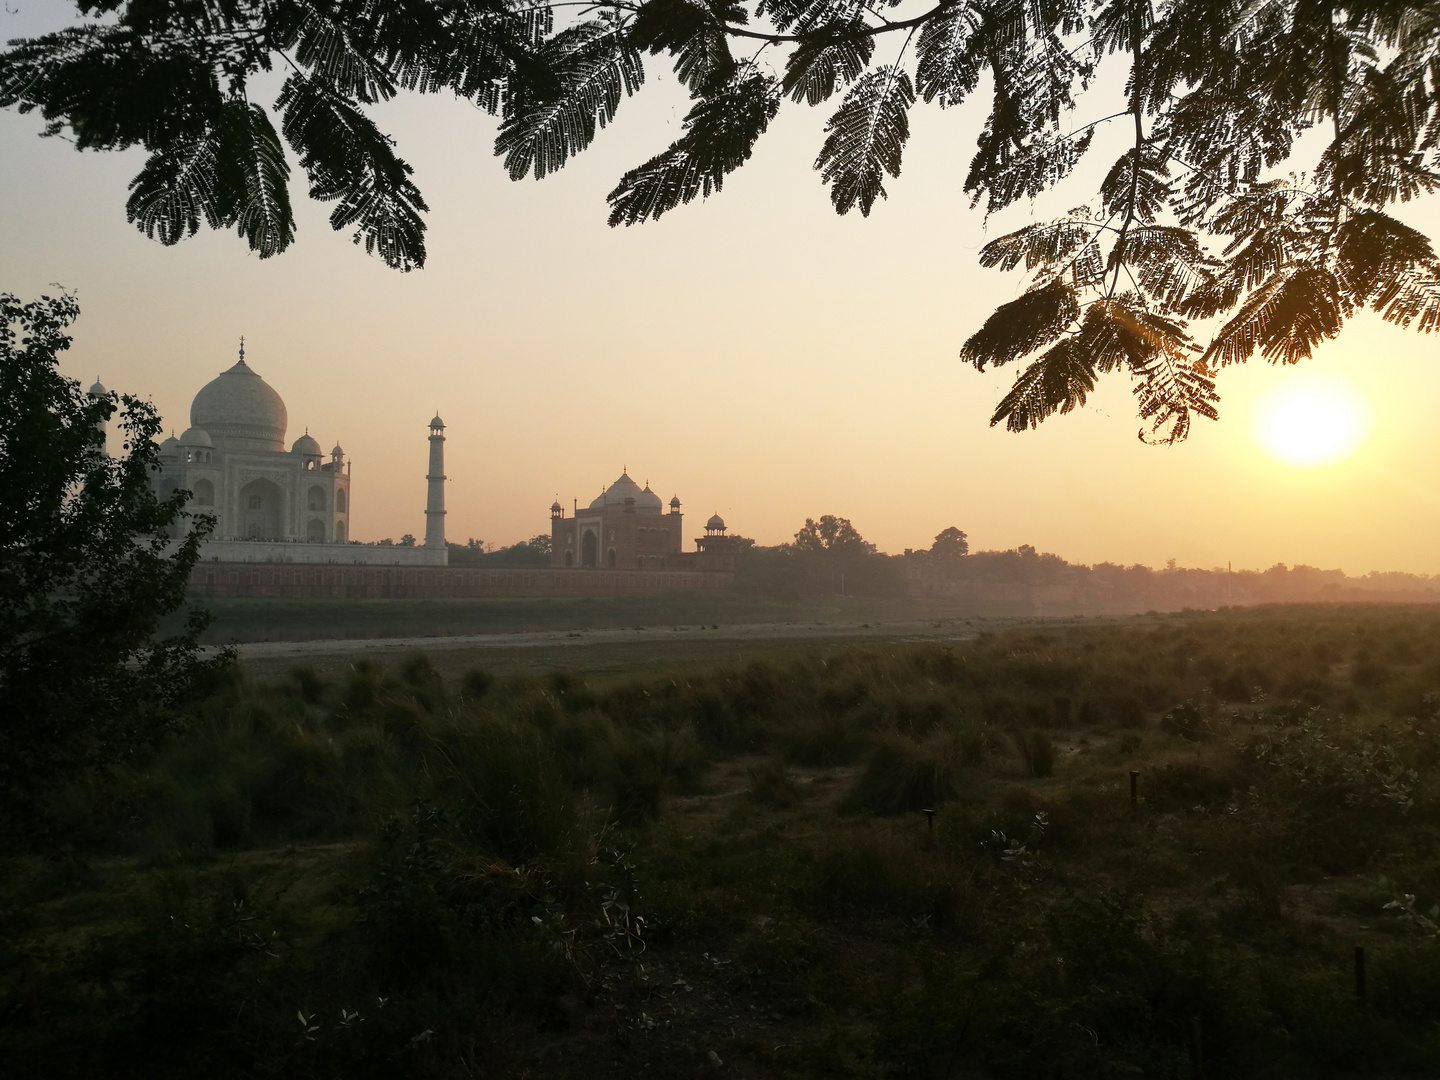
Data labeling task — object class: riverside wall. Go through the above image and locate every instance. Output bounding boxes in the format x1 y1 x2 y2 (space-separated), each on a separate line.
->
189 562 733 599
197 540 447 566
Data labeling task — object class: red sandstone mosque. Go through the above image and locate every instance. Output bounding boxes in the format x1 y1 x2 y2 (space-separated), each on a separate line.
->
548 470 736 574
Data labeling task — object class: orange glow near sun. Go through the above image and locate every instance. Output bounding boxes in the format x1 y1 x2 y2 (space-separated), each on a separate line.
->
1252 374 1370 468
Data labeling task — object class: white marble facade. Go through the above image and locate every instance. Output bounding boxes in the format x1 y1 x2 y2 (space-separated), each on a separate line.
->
150 345 446 566
154 345 352 544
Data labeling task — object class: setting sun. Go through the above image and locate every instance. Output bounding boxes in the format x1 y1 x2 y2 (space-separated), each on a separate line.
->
1252 375 1370 467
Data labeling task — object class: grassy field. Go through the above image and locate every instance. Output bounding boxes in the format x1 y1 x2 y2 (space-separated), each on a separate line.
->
5 604 1440 1078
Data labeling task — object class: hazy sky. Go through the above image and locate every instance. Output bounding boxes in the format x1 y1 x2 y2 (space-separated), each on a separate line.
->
5 1 1440 574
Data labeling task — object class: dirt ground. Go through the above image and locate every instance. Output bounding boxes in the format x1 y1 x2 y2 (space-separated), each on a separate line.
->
226 614 1093 682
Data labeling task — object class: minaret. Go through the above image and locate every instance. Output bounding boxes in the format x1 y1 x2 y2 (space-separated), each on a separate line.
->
86 378 108 455
424 414 446 549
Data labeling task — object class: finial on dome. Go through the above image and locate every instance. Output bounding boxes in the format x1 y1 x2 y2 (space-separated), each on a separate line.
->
238 336 246 365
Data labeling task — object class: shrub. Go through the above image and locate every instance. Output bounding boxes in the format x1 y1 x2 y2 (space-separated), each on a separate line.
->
1160 700 1214 741
551 709 618 787
461 668 494 699
288 664 327 705
841 734 960 816
780 708 869 766
807 834 966 922
607 724 708 826
746 758 801 808
1079 692 1147 729
1016 730 1056 777
1145 760 1241 811
427 718 581 865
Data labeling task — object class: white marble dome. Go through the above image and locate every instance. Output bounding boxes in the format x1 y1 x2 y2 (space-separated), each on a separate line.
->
190 357 287 452
291 432 321 456
179 426 212 446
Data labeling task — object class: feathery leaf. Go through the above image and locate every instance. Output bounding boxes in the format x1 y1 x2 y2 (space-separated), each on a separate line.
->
607 69 779 225
962 279 1079 370
496 21 644 180
782 22 873 105
815 65 914 217
629 0 744 92
279 75 427 270
989 338 1097 432
915 7 982 107
216 100 295 260
125 134 225 246
1203 264 1346 366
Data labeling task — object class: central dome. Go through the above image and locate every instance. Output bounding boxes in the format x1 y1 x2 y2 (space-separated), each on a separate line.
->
588 471 663 513
190 357 287 452
589 472 641 510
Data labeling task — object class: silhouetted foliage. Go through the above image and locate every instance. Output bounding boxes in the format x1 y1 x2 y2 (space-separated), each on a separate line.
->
6 2 1439 433
735 515 900 598
448 534 553 566
0 293 228 829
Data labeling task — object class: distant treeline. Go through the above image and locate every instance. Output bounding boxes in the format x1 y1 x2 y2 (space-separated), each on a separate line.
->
446 518 1436 610
729 516 1439 609
447 536 552 566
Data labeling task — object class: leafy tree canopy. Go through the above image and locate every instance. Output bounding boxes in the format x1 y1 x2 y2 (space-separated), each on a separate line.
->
930 526 969 558
5 1 1440 435
792 514 877 554
0 292 227 826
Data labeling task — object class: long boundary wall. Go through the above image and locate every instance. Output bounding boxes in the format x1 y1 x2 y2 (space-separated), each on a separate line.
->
197 540 447 566
189 562 733 599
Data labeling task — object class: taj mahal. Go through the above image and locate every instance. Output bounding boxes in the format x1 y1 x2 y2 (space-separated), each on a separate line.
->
144 344 449 566
126 345 737 595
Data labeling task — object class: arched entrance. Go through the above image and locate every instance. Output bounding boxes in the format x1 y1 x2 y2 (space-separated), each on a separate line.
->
335 520 347 542
191 478 215 506
307 518 326 541
240 478 283 538
581 530 598 567
607 548 617 568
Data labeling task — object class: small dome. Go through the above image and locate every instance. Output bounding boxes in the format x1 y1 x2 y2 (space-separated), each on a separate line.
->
291 432 321 456
706 513 726 531
179 426 212 447
159 434 182 455
331 444 344 457
637 484 664 511
87 380 107 397
430 414 445 430
670 495 681 509
551 500 563 512
190 354 287 451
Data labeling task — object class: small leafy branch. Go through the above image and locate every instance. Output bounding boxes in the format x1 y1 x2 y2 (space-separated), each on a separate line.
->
985 810 1049 865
